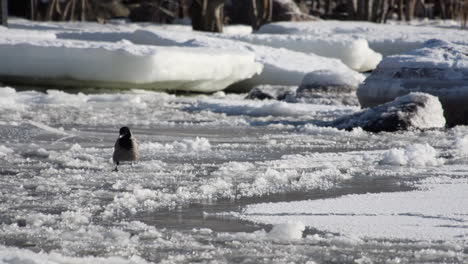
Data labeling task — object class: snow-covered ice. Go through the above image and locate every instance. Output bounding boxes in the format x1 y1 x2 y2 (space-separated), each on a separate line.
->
258 20 468 56
0 37 262 92
238 176 468 242
225 33 382 72
55 27 364 89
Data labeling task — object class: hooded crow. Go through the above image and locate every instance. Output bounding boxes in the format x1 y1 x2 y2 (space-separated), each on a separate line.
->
113 126 139 171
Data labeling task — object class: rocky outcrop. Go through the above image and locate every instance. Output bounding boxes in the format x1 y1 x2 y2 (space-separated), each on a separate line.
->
295 70 362 105
357 39 468 126
331 93 446 132
246 85 296 101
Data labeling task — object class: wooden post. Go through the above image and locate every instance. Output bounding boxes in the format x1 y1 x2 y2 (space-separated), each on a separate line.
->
30 0 37 20
190 0 224 32
0 0 7 26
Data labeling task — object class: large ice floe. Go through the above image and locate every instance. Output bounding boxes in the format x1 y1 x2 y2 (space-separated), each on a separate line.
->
55 27 364 89
257 20 468 56
0 36 262 92
358 39 468 126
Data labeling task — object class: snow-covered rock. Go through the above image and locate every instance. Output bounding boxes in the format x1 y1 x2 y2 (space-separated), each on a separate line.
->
0 37 262 92
358 39 468 126
258 21 468 56
331 93 445 132
225 34 382 72
272 0 318 22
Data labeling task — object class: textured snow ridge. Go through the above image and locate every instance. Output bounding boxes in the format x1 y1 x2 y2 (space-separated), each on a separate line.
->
238 177 468 242
0 37 262 92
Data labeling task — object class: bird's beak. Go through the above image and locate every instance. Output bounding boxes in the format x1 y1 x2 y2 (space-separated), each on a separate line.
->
119 135 124 138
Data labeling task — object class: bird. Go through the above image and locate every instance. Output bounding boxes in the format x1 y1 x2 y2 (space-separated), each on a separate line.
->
113 126 139 171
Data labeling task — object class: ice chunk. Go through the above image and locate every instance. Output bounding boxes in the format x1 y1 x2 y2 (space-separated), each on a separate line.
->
268 222 305 240
0 37 262 92
380 143 444 166
56 28 364 89
0 145 13 159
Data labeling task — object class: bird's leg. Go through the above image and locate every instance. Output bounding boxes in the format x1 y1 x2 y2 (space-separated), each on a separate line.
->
113 161 119 172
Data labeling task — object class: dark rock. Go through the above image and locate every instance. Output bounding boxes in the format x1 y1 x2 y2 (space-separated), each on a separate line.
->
295 70 361 106
331 93 446 132
246 85 296 101
16 219 27 227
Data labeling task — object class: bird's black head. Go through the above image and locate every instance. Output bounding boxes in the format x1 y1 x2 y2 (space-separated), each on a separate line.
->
119 126 132 138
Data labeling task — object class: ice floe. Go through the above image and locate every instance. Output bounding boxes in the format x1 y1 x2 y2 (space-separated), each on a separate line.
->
0 37 261 92
56 27 364 89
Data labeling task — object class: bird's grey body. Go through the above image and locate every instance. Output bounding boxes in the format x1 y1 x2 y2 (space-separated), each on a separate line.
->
113 127 139 170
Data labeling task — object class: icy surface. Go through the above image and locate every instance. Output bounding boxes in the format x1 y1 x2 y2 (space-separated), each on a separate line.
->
1 86 467 263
